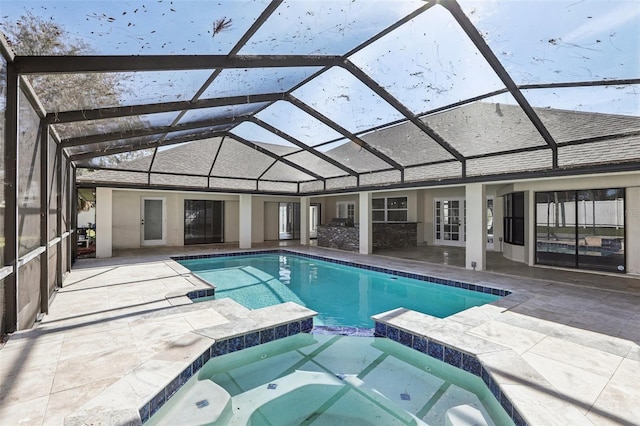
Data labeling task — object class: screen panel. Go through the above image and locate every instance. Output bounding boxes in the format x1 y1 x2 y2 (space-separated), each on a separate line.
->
350 4 505 115
458 0 640 84
18 88 42 256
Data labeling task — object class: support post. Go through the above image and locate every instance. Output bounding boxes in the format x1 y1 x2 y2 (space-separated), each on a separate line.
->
95 187 113 258
239 194 252 249
300 196 310 246
56 145 63 285
359 192 372 255
40 121 49 314
465 183 486 271
4 63 19 332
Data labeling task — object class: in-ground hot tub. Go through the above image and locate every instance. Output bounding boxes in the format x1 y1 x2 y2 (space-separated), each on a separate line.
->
146 333 514 425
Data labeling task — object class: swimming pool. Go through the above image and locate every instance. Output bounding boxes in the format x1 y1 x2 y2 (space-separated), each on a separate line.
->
146 333 514 425
177 252 503 328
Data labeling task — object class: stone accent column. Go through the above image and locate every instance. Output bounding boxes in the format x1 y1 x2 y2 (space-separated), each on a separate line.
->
465 183 486 270
96 187 113 258
239 194 252 249
359 192 372 254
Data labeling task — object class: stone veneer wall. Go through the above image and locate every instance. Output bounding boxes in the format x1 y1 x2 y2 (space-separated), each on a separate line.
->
372 222 417 249
317 223 418 251
317 225 359 252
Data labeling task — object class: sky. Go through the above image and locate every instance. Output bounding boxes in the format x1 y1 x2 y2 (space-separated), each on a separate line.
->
1 0 638 148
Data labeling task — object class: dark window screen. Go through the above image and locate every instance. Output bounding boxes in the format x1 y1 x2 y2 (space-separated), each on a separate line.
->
504 192 525 246
184 200 224 245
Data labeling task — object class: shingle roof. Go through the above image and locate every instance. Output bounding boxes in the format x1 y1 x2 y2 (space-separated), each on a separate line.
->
77 102 640 192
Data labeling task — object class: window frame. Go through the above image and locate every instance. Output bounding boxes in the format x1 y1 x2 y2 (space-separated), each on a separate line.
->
372 196 408 222
336 201 356 222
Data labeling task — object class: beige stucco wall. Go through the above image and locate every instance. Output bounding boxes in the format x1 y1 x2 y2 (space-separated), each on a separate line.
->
263 202 279 241
310 196 328 225
225 201 239 243
111 189 240 248
626 187 640 275
251 199 265 244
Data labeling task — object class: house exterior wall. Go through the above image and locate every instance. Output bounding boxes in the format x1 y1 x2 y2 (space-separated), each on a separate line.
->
110 189 241 249
627 187 640 275
310 196 328 225
105 190 307 249
225 201 239 243
96 171 639 275
264 202 279 241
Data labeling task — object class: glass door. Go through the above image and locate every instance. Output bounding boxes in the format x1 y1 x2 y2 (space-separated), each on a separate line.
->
576 189 625 272
434 198 465 246
184 200 224 245
535 189 625 273
310 204 320 239
141 197 166 246
487 197 494 249
279 202 300 240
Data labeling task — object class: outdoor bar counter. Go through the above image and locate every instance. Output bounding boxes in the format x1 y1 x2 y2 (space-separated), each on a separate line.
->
317 222 418 252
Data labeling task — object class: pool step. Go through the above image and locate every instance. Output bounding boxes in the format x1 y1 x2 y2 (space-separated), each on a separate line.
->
157 380 233 425
445 404 490 426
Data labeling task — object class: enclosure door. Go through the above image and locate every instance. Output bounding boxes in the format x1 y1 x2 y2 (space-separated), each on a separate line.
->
141 198 166 246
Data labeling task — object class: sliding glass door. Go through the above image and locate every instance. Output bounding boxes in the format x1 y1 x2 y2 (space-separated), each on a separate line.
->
184 200 224 245
279 202 300 240
536 189 625 273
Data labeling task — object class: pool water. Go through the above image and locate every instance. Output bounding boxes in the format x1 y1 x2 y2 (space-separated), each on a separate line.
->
147 333 514 425
178 253 500 328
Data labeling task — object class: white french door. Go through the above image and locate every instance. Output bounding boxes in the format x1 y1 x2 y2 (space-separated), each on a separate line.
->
141 197 166 246
434 198 466 246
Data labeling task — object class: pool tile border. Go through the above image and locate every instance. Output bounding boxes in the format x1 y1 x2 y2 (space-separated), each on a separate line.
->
172 250 512 298
139 316 314 423
374 320 527 426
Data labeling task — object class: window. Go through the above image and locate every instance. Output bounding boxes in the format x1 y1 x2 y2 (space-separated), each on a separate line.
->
504 192 525 245
372 197 408 222
336 201 355 222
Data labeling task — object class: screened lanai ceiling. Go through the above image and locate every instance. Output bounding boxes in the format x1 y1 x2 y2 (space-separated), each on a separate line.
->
3 0 640 194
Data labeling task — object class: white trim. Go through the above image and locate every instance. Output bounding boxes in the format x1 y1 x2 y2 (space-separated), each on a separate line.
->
434 197 466 247
487 196 495 250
